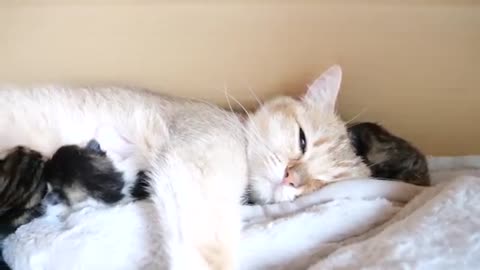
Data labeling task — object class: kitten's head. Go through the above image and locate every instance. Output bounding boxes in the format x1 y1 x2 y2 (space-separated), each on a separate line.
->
246 65 370 204
43 139 124 204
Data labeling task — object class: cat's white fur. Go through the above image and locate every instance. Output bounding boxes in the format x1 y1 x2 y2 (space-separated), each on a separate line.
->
0 87 247 269
0 65 369 269
246 66 370 203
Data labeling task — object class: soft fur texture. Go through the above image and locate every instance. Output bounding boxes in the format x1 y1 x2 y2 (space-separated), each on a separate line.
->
239 160 480 270
44 140 127 206
0 140 144 234
4 157 477 270
347 122 430 186
0 147 47 229
0 65 368 269
246 66 370 204
0 85 248 270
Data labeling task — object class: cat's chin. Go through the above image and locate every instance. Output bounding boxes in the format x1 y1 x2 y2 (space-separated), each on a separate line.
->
273 185 300 203
250 180 300 204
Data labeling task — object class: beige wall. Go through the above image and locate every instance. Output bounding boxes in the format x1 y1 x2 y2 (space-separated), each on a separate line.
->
0 1 479 155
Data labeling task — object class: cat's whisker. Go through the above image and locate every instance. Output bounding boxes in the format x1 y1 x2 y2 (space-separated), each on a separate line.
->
223 89 235 115
266 159 281 178
223 90 276 164
345 108 368 125
225 91 279 158
224 91 261 147
366 160 384 168
224 89 260 143
246 84 263 107
248 133 277 160
234 118 274 159
190 97 219 109
225 92 254 123
266 154 279 168
272 153 282 163
236 123 277 167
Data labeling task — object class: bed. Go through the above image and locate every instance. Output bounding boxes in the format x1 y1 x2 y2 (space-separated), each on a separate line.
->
240 155 480 269
3 155 480 269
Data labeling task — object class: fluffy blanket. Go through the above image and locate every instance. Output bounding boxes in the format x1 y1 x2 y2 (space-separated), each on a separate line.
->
240 156 480 270
3 156 480 270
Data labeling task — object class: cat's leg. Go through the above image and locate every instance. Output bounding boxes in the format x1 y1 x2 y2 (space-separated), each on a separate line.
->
199 200 243 270
149 141 247 270
189 149 247 270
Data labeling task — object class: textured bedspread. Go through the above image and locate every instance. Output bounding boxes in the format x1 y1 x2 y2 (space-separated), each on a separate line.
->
3 156 480 270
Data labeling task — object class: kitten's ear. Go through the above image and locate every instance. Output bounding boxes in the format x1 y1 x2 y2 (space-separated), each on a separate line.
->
86 139 103 153
304 65 342 112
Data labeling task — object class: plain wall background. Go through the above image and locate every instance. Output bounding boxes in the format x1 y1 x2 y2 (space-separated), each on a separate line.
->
0 1 479 155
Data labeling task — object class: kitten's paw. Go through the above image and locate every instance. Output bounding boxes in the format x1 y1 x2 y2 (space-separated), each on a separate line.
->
44 192 66 205
44 203 69 219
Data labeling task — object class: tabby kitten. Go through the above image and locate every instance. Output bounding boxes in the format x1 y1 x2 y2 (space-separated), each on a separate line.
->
0 140 150 230
347 122 430 186
0 146 47 230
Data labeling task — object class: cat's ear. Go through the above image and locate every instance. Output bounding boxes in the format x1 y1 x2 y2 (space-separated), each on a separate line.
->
304 65 342 112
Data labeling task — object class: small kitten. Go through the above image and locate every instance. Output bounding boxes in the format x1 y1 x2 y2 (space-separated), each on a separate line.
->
347 122 430 186
0 140 150 230
43 140 127 206
0 147 47 229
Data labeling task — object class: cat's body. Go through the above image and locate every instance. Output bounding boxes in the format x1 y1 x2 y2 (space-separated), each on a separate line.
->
347 122 430 186
0 140 148 231
0 66 369 269
0 86 248 270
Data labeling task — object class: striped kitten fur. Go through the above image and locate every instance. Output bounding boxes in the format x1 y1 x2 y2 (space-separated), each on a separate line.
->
0 140 150 230
347 122 430 186
0 146 47 229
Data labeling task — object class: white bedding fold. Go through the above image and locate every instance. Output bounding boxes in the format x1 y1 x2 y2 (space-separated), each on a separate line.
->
3 156 480 270
309 176 480 270
239 157 480 270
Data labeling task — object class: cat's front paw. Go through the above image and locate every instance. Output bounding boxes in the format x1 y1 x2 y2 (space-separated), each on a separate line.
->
273 186 300 203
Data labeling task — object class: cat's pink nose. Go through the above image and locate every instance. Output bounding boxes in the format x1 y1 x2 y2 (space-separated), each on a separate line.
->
282 169 299 187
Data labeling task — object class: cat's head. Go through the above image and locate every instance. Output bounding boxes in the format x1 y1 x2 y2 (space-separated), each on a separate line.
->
246 65 370 204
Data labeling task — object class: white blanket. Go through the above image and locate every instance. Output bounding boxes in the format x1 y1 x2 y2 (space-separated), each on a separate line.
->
3 156 480 270
240 156 480 270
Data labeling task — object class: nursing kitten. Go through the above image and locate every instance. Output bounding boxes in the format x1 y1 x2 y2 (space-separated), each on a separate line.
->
44 139 128 206
0 146 47 229
347 122 430 186
0 65 368 269
0 140 149 230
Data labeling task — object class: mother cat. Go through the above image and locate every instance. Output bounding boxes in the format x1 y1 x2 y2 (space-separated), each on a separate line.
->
0 65 369 269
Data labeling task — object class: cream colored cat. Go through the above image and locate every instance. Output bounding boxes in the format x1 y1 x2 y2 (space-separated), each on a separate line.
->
246 65 370 204
0 65 369 269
